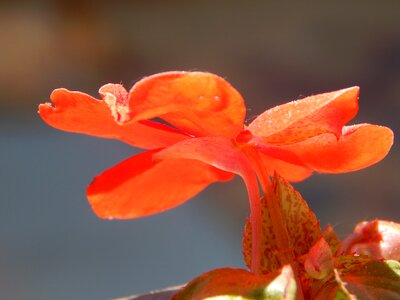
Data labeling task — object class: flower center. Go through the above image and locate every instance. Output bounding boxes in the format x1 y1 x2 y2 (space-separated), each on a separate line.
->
99 83 130 124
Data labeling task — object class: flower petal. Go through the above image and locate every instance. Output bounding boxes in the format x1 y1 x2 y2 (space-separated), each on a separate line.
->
156 137 266 272
127 71 246 138
284 124 394 173
39 88 189 149
87 149 233 219
156 137 253 178
248 87 359 145
259 154 313 182
237 140 313 182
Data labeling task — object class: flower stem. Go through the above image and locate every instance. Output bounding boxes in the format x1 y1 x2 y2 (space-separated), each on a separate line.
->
244 146 304 300
242 169 263 274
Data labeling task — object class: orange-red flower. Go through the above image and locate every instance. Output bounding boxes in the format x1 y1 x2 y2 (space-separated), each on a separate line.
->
39 71 393 220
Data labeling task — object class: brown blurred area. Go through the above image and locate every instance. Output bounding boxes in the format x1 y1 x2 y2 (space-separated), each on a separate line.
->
2 1 400 117
0 1 399 299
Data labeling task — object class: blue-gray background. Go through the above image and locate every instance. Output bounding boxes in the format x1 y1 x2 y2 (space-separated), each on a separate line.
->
0 1 399 299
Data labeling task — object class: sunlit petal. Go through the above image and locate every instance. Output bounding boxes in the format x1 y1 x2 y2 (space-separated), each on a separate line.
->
248 87 359 145
39 88 189 149
259 154 313 182
283 124 393 173
87 149 233 219
127 72 246 137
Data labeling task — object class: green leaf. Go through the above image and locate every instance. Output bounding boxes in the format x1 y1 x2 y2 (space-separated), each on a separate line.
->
243 173 322 274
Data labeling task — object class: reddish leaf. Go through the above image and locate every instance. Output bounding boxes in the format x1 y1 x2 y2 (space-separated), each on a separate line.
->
312 256 400 299
171 268 275 300
340 220 400 260
312 269 356 300
304 238 334 280
322 225 341 255
242 205 280 275
341 259 400 299
243 173 322 274
248 265 297 300
311 256 371 299
173 265 297 300
334 255 372 275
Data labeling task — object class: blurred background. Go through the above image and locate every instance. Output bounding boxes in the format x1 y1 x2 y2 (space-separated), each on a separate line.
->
0 1 399 299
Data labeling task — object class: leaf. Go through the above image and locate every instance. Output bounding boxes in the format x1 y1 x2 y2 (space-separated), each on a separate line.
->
341 259 400 299
242 204 280 274
311 256 370 299
172 266 298 300
247 265 297 300
334 255 372 275
340 220 400 260
304 238 334 280
313 257 400 299
322 225 341 255
312 269 356 300
243 173 322 273
205 297 247 300
172 268 274 300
